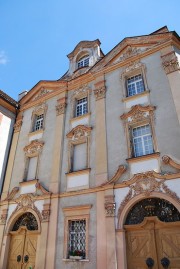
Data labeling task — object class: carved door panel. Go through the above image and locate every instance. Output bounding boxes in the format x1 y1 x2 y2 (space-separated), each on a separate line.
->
156 226 180 269
7 232 25 269
22 234 37 269
7 228 37 269
125 217 180 269
125 219 159 269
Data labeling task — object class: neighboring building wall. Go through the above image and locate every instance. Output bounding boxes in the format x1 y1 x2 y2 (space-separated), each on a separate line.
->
0 92 17 194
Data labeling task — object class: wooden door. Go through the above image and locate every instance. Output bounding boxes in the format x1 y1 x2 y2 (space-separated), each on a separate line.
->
125 217 159 269
7 227 37 269
22 233 37 269
7 230 26 269
125 217 180 269
155 222 180 269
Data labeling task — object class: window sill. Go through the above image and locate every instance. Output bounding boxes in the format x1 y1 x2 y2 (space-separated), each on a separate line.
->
66 168 91 176
126 152 160 163
66 169 91 191
70 113 91 128
70 112 91 122
63 258 89 262
29 129 44 136
122 90 150 109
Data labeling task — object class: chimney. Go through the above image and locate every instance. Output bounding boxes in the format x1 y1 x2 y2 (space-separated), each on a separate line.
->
18 90 28 101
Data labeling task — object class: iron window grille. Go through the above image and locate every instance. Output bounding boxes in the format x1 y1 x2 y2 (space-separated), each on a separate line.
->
68 219 86 259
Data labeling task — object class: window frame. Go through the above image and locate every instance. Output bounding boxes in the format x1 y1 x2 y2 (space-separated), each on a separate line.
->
68 134 89 173
68 218 86 259
131 124 154 157
63 205 92 261
70 86 91 120
30 103 47 134
121 62 149 99
75 97 88 117
77 55 90 69
23 140 44 181
33 113 44 131
121 105 157 159
126 74 145 97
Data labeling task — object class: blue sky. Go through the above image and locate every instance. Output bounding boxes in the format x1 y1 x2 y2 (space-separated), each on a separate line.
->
1 0 180 100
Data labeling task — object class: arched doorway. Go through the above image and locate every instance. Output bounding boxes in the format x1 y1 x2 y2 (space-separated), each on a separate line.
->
124 198 180 269
7 212 38 269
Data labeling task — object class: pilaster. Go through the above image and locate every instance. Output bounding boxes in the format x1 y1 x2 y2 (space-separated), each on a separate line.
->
94 78 108 185
45 94 67 269
161 50 180 125
104 188 117 269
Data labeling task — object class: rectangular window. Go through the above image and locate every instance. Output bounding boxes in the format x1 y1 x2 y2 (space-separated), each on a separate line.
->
68 219 86 259
127 74 145 97
132 125 154 157
72 143 87 171
27 156 38 180
34 114 44 131
76 97 88 117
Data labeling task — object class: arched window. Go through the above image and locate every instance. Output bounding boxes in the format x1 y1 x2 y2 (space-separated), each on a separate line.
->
12 212 38 231
125 198 180 225
77 55 89 68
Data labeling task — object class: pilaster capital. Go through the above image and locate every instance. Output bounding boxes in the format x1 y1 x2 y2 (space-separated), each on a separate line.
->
161 51 180 74
104 195 116 217
56 97 67 115
94 86 106 101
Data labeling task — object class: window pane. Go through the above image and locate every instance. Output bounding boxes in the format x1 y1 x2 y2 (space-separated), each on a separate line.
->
127 74 145 96
27 157 37 180
132 125 154 157
73 143 87 171
34 114 44 131
76 97 87 117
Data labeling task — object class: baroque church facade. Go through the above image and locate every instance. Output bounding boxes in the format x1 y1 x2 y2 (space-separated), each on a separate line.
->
0 26 180 269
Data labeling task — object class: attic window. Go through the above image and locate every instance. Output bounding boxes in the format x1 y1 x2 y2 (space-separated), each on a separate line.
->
77 56 89 69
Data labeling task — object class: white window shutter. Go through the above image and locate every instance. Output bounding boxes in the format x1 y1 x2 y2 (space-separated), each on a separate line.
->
27 157 38 180
73 143 87 171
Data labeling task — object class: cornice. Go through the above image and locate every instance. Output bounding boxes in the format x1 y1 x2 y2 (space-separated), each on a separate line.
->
91 40 173 78
19 80 67 110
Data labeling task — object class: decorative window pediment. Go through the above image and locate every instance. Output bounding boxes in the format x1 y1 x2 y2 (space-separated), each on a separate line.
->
66 125 92 174
66 125 92 141
121 105 155 123
121 105 157 158
24 140 44 157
